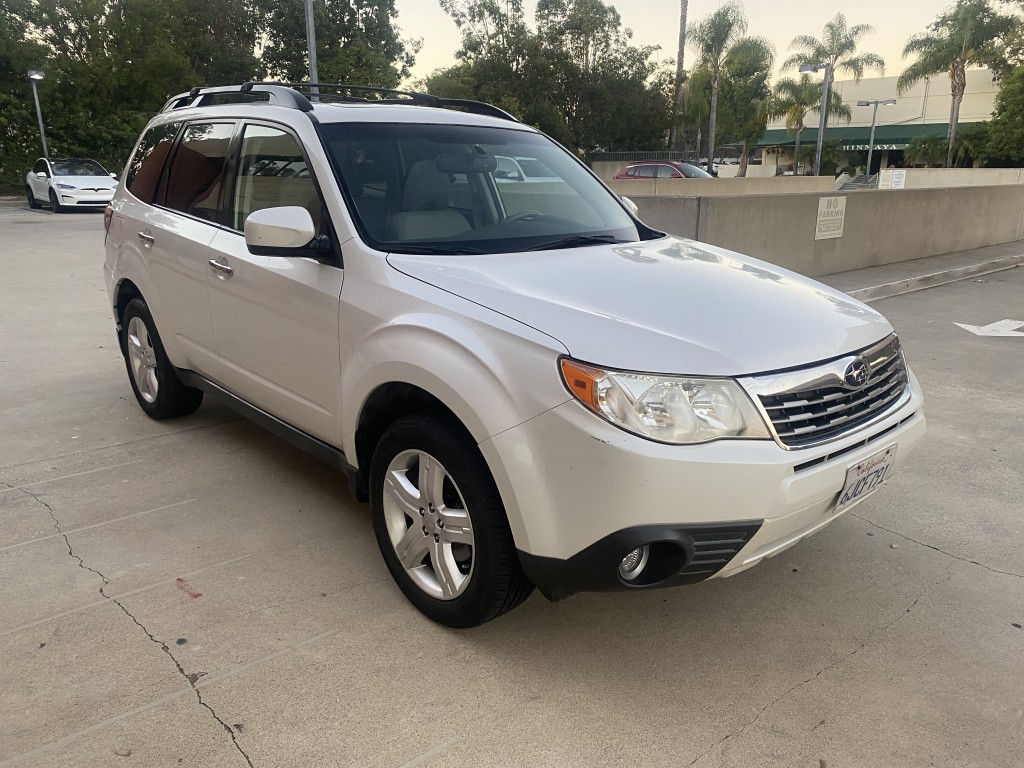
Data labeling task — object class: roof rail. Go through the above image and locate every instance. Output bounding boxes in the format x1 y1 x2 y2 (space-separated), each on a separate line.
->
159 83 313 113
240 82 519 122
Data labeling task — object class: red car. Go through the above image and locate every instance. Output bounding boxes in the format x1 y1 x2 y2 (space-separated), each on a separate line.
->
613 161 714 180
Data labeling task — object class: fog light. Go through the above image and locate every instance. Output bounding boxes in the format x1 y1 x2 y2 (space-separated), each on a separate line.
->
619 545 650 581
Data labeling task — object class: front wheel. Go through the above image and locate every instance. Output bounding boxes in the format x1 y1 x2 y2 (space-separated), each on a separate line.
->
370 414 533 627
26 185 41 209
120 298 203 419
48 188 64 213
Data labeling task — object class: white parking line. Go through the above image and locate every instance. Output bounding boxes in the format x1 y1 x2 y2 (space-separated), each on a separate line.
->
0 499 196 554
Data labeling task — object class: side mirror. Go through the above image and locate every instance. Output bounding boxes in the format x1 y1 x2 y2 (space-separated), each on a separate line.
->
620 196 639 217
244 206 317 256
36 172 46 179
110 172 118 179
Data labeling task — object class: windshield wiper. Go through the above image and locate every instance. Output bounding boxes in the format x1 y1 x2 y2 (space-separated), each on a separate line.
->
527 234 628 251
391 244 486 255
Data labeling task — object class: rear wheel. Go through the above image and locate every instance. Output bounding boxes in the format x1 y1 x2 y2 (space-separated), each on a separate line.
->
26 185 41 209
370 414 533 627
48 188 64 213
120 298 203 419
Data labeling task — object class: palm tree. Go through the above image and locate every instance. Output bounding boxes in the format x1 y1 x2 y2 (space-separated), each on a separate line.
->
769 74 852 175
797 139 850 175
688 2 770 173
783 13 885 169
898 0 1016 168
669 0 689 149
904 134 948 166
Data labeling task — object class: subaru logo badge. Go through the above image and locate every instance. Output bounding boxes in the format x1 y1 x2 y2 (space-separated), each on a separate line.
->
843 358 871 389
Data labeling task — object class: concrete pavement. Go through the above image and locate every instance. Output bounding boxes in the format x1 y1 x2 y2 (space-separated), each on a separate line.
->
1 207 1022 767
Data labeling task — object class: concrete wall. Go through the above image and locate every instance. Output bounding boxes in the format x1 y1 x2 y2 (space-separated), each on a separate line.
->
633 185 1024 277
591 160 626 180
900 168 1024 189
607 176 835 197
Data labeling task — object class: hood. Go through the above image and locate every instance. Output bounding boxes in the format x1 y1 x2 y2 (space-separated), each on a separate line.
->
54 175 116 189
387 237 893 376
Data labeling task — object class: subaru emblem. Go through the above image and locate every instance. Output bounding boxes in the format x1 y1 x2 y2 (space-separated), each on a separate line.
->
843 358 871 389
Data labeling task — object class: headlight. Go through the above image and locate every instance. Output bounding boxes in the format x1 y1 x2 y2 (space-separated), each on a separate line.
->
56 183 76 190
560 358 770 444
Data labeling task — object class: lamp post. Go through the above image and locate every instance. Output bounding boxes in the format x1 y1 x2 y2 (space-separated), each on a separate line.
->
857 98 897 179
27 69 48 161
304 0 319 99
800 62 832 176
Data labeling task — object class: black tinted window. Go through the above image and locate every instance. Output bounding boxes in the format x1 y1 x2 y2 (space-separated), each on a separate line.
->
164 123 234 221
125 122 180 203
33 160 47 175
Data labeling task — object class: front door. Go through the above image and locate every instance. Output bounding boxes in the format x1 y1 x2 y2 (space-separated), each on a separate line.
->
206 123 344 444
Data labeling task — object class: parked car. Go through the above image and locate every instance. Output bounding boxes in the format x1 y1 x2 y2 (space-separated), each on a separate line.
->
104 83 926 627
613 160 714 180
26 157 118 212
494 155 560 182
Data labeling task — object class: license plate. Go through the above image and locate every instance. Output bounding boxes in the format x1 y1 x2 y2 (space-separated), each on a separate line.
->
835 445 898 513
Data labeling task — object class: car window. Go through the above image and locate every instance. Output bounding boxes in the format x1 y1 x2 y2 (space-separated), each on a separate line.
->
624 166 638 177
51 159 107 176
680 163 714 179
636 165 657 178
164 122 233 222
321 122 640 255
125 122 181 204
656 165 679 178
33 160 48 175
231 124 322 233
517 158 555 178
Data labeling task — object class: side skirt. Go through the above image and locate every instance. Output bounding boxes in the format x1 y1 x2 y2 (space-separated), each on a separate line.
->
175 368 362 492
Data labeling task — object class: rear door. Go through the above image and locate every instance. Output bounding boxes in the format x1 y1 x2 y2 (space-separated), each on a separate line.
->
206 122 344 444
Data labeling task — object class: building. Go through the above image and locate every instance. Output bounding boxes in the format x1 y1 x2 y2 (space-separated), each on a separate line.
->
756 69 998 175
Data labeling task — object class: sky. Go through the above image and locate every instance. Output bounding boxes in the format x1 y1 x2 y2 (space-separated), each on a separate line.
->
392 0 954 83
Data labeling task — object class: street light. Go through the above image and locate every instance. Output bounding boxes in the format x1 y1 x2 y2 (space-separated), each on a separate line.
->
857 98 897 180
27 69 49 161
800 62 832 176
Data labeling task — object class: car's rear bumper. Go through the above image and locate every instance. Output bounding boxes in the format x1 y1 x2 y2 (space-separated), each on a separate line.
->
481 370 925 597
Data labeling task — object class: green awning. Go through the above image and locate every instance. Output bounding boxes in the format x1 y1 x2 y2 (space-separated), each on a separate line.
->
758 122 965 150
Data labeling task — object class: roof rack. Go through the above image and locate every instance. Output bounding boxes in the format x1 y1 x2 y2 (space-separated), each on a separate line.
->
159 82 517 122
159 84 313 113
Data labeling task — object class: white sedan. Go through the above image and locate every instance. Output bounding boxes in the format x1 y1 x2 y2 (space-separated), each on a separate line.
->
25 157 118 212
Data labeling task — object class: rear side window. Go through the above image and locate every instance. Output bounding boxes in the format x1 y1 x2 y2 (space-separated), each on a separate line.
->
624 166 638 177
230 125 322 232
125 122 180 203
164 122 234 222
636 165 657 178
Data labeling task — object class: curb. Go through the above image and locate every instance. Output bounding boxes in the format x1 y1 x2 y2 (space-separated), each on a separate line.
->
846 255 1024 303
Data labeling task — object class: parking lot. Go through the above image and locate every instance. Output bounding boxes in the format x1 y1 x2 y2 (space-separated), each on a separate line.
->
1 206 1022 767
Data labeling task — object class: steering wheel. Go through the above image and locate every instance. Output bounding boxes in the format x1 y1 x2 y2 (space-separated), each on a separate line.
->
505 210 544 223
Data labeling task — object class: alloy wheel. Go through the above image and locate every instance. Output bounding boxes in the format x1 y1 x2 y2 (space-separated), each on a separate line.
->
126 316 159 403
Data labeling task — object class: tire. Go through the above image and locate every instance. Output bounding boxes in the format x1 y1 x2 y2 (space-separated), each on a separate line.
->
26 185 41 209
48 188 64 213
120 298 203 419
370 414 533 627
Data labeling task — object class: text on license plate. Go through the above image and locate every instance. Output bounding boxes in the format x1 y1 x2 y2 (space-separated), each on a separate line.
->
836 445 898 512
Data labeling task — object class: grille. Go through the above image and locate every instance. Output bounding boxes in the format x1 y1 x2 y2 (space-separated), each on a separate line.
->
756 338 908 448
679 524 761 580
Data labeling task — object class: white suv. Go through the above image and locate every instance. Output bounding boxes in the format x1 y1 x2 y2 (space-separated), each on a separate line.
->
103 83 926 627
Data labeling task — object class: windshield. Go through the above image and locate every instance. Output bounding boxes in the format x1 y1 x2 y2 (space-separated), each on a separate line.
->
679 163 713 179
319 123 646 255
51 159 108 177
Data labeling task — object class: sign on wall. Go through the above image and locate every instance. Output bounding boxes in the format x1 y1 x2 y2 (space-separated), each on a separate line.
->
891 169 907 189
815 196 847 240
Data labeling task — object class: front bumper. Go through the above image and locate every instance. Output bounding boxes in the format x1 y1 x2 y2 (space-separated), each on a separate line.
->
54 190 114 207
479 370 925 597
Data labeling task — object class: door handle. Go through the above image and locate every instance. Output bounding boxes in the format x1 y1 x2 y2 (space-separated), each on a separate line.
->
209 258 234 277
137 230 155 247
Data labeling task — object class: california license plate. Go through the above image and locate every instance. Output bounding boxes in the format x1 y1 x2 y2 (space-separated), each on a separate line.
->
835 445 898 512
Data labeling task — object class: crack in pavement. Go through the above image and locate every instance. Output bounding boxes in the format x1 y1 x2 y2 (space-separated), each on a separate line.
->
681 558 957 768
22 488 255 767
850 512 1023 580
68 273 106 293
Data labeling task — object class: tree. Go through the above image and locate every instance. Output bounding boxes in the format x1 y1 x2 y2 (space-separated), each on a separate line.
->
898 0 1017 167
716 36 774 177
796 138 849 175
904 134 948 166
783 12 884 172
668 0 688 149
687 2 770 172
954 121 990 165
767 74 852 175
988 66 1024 162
